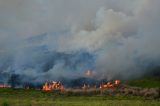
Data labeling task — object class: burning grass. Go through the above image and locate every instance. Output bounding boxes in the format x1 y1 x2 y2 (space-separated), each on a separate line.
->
42 81 64 91
0 77 159 106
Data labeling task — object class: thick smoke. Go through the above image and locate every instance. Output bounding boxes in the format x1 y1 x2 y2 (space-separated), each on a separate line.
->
0 0 160 85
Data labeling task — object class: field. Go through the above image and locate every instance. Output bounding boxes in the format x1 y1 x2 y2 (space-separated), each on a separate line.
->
0 88 159 106
127 77 160 88
0 77 160 106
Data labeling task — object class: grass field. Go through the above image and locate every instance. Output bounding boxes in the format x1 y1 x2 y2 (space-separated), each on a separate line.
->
127 77 160 88
0 88 159 106
0 77 159 106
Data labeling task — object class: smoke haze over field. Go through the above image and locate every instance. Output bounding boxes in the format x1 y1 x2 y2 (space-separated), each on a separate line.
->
0 0 160 84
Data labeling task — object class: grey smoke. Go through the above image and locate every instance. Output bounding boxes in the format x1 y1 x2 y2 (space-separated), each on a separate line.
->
0 0 160 84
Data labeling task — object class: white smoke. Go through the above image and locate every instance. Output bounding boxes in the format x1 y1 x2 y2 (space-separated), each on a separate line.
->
0 0 160 83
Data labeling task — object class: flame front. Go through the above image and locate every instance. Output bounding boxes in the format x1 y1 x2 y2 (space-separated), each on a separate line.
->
42 80 120 91
42 81 64 91
100 80 121 89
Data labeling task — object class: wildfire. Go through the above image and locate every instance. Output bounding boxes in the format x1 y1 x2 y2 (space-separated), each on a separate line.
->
100 80 121 89
42 79 120 91
42 81 64 91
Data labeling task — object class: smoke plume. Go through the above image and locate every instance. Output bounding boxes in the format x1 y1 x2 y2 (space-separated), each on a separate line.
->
0 0 160 85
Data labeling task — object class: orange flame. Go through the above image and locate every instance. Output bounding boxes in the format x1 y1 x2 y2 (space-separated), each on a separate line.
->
99 80 121 89
42 81 64 91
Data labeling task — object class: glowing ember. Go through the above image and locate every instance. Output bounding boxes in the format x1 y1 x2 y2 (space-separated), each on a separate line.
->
42 81 64 91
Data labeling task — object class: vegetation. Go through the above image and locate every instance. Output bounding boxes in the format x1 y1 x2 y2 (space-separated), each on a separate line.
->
0 88 159 106
127 77 160 88
0 77 159 106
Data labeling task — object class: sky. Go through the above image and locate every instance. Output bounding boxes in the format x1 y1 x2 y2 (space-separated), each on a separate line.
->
0 0 160 84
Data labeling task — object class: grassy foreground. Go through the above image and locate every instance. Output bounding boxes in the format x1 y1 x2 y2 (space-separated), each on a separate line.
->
128 77 160 88
0 88 159 106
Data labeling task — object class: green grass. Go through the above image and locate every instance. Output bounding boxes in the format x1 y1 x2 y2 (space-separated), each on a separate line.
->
127 77 160 88
1 99 159 106
0 88 159 106
0 77 159 105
